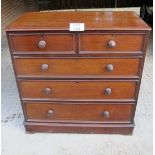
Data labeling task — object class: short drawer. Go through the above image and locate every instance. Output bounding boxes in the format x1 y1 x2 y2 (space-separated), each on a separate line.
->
15 58 140 78
19 80 137 101
24 102 134 123
9 34 75 54
79 34 144 53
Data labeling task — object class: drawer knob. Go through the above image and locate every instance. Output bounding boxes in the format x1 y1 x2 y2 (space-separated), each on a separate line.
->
106 64 114 72
104 88 112 95
41 64 49 70
43 88 52 95
107 40 116 48
47 109 54 116
38 40 46 49
102 111 110 118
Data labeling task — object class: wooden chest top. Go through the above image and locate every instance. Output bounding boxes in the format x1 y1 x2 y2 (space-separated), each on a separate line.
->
6 11 151 31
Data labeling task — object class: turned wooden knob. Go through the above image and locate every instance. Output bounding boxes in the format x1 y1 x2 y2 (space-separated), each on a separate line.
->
107 40 116 48
38 40 46 49
104 88 112 95
43 88 52 95
106 64 114 72
47 109 54 116
102 111 110 118
41 64 49 70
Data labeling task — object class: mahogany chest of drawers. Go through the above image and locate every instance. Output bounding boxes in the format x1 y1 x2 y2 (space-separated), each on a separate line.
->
6 11 151 134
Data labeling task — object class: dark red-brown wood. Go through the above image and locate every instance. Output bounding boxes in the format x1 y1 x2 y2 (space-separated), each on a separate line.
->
6 11 151 134
9 34 75 53
25 122 134 134
6 11 151 31
14 57 140 78
24 101 134 123
79 34 144 52
19 80 137 101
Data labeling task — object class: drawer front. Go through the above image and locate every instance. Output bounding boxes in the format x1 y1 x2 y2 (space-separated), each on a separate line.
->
24 102 134 123
20 80 137 101
80 34 143 53
9 34 75 53
15 58 140 78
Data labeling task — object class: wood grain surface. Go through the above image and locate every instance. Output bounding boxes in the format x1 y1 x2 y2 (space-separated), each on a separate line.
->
24 102 134 123
80 34 143 52
19 80 137 100
6 11 150 134
10 34 75 53
14 58 140 78
6 11 151 31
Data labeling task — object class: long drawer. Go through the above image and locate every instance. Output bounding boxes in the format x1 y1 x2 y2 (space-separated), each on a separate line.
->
15 58 140 78
9 34 75 53
19 80 137 101
24 101 134 123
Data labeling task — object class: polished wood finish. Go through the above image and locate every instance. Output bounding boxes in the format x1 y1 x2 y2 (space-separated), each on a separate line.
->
25 102 134 123
14 58 140 78
6 11 151 134
25 122 134 134
9 34 75 53
20 80 136 100
79 34 143 52
5 11 151 31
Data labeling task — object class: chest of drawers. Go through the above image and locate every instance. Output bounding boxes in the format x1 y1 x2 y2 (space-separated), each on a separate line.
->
6 11 151 134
